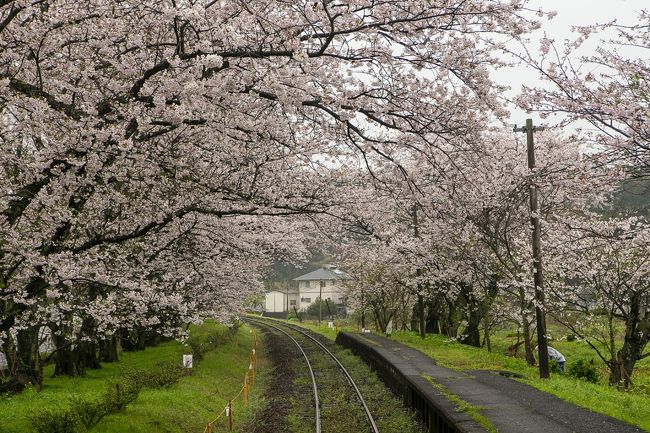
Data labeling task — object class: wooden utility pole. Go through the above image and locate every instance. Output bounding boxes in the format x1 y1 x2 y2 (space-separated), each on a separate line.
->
413 204 426 339
514 119 550 379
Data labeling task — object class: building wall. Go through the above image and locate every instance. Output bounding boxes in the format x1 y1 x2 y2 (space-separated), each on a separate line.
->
298 280 345 311
264 291 287 313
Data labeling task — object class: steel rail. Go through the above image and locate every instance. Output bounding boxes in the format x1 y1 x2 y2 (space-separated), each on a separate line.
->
245 318 321 433
248 317 380 433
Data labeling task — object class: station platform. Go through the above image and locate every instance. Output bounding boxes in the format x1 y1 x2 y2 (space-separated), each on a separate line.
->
337 332 644 433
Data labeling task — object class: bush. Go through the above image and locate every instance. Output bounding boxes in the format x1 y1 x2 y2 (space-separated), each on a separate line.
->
31 377 141 433
186 327 228 361
549 359 562 374
305 299 334 318
102 380 141 413
123 361 186 389
31 408 83 433
71 397 108 430
567 358 599 383
566 334 577 342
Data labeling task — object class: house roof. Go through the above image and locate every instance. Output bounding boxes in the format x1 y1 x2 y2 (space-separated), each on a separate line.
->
293 267 346 281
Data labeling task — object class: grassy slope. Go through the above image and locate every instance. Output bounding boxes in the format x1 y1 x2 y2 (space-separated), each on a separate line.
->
0 323 266 433
284 319 650 432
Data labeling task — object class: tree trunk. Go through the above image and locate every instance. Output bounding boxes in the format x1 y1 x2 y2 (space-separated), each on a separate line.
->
14 327 42 390
522 317 536 366
519 287 536 366
418 293 425 338
53 335 84 377
608 293 650 388
99 336 119 363
483 315 492 352
460 308 481 347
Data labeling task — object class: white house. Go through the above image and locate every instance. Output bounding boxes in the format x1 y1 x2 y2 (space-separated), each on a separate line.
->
263 266 347 314
293 266 347 311
264 290 287 313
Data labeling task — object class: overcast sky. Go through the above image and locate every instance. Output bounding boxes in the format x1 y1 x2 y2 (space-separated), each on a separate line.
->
499 0 648 126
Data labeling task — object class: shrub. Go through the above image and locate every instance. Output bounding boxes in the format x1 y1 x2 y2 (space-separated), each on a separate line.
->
124 361 186 389
305 299 333 318
549 359 562 374
566 334 577 342
31 408 83 433
31 377 141 433
186 327 228 361
71 397 109 429
102 380 141 413
567 359 599 383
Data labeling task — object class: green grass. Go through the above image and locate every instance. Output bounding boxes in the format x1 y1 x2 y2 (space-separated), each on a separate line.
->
0 323 266 433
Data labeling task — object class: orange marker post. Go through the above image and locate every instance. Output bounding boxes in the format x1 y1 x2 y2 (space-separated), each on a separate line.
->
228 400 233 431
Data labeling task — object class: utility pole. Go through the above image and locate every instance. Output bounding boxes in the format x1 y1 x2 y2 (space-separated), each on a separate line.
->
286 281 289 318
514 118 550 379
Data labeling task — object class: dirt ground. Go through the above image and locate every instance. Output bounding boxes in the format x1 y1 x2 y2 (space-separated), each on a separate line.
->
245 328 298 433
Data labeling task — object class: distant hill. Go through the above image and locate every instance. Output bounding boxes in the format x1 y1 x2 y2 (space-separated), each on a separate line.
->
263 250 335 290
607 178 650 216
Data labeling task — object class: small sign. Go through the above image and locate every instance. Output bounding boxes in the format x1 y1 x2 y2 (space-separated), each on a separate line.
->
183 354 193 368
225 405 230 416
252 348 256 355
249 362 253 370
327 321 334 329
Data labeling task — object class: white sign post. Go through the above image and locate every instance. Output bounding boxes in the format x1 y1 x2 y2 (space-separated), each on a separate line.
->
183 354 193 368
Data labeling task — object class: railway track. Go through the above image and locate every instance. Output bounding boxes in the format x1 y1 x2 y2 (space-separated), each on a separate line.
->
245 317 380 433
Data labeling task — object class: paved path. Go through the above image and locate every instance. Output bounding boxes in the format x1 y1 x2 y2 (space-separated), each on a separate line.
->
353 333 644 433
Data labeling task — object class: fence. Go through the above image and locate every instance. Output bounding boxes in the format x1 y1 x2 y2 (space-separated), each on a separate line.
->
202 329 258 433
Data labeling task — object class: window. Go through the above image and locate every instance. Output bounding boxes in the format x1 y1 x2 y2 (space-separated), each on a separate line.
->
303 281 310 288
301 297 311 303
289 300 296 306
322 280 327 287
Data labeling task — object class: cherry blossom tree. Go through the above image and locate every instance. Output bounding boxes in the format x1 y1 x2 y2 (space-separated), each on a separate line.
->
516 9 650 174
1 0 548 390
548 216 650 388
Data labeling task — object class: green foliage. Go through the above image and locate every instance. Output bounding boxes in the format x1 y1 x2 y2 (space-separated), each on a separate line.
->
567 359 599 383
305 299 332 318
549 359 562 374
123 360 187 389
31 408 84 433
566 334 577 342
185 324 228 361
1 322 253 433
30 378 141 433
287 311 299 321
